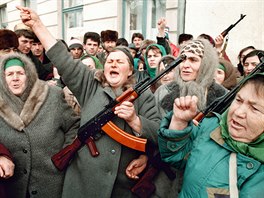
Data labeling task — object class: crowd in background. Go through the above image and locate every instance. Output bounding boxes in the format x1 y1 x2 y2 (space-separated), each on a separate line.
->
0 5 263 198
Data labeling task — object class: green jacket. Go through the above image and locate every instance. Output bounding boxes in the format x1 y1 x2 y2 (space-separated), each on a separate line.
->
158 112 264 198
47 41 161 198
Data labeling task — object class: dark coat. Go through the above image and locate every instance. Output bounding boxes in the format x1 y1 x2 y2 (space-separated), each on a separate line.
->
0 144 13 198
47 41 161 198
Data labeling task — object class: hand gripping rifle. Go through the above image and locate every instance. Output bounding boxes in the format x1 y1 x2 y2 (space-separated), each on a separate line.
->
193 52 264 124
52 54 186 171
221 14 246 37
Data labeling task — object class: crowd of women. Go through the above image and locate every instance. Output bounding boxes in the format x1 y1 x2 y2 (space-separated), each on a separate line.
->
0 5 263 198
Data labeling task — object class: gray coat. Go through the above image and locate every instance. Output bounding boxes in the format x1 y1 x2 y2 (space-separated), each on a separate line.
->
0 70 79 198
0 52 80 198
47 41 161 198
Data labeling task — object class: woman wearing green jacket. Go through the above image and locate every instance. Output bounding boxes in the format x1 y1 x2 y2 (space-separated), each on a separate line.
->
158 72 264 197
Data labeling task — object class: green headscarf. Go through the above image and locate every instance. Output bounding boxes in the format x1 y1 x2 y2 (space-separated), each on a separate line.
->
80 54 103 69
4 58 24 70
144 44 167 79
218 63 226 72
220 109 264 163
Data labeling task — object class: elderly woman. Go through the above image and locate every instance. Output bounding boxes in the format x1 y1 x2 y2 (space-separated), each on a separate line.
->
155 38 227 117
158 72 264 197
0 53 80 198
18 6 161 198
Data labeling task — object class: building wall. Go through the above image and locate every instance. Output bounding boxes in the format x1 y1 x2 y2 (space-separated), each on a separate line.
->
2 0 263 65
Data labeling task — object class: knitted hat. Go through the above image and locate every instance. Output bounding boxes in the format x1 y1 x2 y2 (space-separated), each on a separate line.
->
101 30 118 43
0 29 19 50
68 38 83 50
4 58 25 70
181 40 204 58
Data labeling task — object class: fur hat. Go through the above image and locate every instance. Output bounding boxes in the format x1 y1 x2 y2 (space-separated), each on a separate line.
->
0 29 19 50
101 30 118 43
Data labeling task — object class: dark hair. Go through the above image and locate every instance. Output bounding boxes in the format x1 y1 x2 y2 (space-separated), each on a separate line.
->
116 38 129 47
242 49 264 65
178 33 193 45
131 33 144 43
83 32 100 45
14 29 35 39
157 55 175 74
237 46 255 76
198 33 215 47
243 75 264 98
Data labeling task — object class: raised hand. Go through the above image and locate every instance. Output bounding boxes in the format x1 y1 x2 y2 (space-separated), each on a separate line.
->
16 6 40 28
169 96 198 130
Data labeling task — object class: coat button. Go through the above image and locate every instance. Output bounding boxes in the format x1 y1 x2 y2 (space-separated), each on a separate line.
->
23 169 27 174
246 162 254 169
32 191 37 195
23 149 28 153
110 149 116 154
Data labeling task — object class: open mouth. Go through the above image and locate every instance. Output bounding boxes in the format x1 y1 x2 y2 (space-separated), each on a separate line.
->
110 71 119 77
231 119 244 130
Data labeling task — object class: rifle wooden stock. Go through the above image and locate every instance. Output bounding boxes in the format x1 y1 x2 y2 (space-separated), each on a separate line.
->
102 121 147 152
131 166 158 198
51 138 82 171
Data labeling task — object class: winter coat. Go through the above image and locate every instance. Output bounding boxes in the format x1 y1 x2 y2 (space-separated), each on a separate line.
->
0 53 80 198
158 112 264 198
155 81 227 117
46 41 161 198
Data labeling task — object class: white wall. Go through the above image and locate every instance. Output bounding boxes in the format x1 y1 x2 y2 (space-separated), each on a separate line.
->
185 0 264 65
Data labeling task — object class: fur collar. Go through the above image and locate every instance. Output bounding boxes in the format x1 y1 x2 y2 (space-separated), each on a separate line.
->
161 81 227 112
0 80 49 131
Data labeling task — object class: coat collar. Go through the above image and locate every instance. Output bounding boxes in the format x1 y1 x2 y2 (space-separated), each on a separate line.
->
0 80 49 131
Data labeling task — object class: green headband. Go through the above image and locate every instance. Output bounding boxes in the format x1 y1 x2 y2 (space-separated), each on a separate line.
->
4 58 25 70
218 63 226 72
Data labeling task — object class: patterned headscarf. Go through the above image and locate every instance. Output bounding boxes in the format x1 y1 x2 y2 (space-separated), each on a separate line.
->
181 40 204 58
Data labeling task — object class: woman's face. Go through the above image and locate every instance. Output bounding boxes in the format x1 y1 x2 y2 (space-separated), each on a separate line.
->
159 62 176 85
180 51 202 81
5 66 27 96
147 49 162 68
214 68 225 85
227 82 264 143
104 51 133 89
239 48 254 63
243 55 260 76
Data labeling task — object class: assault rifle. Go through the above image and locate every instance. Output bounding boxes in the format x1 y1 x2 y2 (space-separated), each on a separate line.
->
221 14 246 37
193 52 264 123
52 54 186 171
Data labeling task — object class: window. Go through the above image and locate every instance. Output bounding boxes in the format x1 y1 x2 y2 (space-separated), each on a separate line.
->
62 0 83 41
124 0 166 40
22 0 37 11
0 5 7 28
